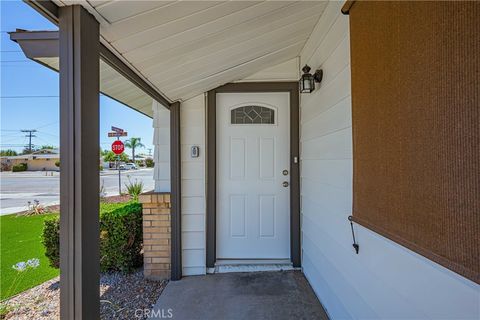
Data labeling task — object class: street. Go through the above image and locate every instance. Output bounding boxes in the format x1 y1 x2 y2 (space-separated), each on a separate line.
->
0 168 154 215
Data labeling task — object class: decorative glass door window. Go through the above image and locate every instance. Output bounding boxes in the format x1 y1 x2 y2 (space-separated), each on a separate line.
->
231 105 275 124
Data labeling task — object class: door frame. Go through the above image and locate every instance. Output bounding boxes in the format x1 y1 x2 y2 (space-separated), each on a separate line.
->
206 82 300 268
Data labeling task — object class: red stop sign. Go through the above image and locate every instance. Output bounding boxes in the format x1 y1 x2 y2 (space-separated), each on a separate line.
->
111 140 124 155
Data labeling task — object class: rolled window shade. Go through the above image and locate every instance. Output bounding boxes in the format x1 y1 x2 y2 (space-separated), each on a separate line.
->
347 1 479 284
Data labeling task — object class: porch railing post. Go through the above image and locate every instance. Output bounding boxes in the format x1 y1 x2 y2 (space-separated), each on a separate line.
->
59 5 100 319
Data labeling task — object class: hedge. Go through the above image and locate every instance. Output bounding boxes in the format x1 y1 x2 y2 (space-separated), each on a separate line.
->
42 201 143 273
100 202 143 272
12 163 27 172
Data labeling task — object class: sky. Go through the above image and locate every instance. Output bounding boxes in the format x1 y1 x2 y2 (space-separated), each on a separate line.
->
0 1 154 156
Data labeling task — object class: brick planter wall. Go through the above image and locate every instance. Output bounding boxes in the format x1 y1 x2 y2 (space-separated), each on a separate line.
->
138 192 171 280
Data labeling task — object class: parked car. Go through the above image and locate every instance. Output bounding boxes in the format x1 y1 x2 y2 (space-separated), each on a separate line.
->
124 163 137 170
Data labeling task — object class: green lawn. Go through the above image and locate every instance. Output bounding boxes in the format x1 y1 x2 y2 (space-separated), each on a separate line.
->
1 213 60 300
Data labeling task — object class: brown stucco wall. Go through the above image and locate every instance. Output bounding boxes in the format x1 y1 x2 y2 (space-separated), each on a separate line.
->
26 158 59 171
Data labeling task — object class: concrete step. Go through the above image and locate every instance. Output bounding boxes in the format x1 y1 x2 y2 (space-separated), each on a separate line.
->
213 260 295 274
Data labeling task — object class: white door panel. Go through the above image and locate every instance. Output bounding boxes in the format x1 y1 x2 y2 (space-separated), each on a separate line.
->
217 92 290 259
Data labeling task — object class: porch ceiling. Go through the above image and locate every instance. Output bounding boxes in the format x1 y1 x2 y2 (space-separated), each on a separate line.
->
10 29 156 117
37 57 155 117
53 0 327 102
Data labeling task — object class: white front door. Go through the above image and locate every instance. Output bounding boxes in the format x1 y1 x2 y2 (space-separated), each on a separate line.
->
216 92 290 259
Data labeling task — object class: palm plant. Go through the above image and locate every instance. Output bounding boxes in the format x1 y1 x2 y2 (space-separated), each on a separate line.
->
124 137 145 163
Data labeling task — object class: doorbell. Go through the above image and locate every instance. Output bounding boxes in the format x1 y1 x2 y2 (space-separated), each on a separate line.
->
191 146 200 158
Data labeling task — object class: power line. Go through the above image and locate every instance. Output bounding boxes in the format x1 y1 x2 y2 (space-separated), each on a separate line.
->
0 95 59 99
1 122 58 135
0 137 24 144
0 133 23 137
0 135 23 142
0 144 29 147
35 136 57 146
37 131 59 138
0 60 31 63
35 121 58 130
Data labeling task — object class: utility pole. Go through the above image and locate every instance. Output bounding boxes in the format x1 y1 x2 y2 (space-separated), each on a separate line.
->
21 129 37 153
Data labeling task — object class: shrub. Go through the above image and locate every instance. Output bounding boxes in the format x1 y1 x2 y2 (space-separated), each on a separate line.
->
125 178 144 200
55 160 60 167
41 202 143 273
145 158 154 168
12 163 27 172
42 217 60 268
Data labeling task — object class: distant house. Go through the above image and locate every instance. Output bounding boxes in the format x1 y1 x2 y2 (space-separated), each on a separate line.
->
134 154 153 167
0 149 59 171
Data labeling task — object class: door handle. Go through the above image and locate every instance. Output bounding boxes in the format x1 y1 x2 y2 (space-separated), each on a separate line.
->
282 181 289 187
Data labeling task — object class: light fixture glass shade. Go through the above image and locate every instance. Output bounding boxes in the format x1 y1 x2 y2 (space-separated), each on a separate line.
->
300 65 315 93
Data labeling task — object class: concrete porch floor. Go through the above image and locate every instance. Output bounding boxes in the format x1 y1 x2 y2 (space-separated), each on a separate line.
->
151 271 329 320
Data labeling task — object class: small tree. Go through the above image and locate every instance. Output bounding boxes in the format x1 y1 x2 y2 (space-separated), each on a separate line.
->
124 137 145 163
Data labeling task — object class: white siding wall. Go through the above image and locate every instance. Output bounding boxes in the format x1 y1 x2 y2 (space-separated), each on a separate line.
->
299 1 480 319
153 96 207 275
152 101 170 192
180 95 207 276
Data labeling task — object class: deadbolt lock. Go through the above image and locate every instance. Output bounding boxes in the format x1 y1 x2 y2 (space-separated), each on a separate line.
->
282 169 289 176
282 181 289 187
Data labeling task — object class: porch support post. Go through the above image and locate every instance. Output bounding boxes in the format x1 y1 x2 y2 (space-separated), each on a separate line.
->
59 5 100 319
206 90 216 268
289 86 300 268
170 101 182 280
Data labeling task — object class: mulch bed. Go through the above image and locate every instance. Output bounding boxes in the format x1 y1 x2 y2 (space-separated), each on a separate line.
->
100 195 131 204
2 269 167 320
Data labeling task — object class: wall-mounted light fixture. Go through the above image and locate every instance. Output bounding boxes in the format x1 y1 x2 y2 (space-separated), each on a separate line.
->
299 65 323 93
